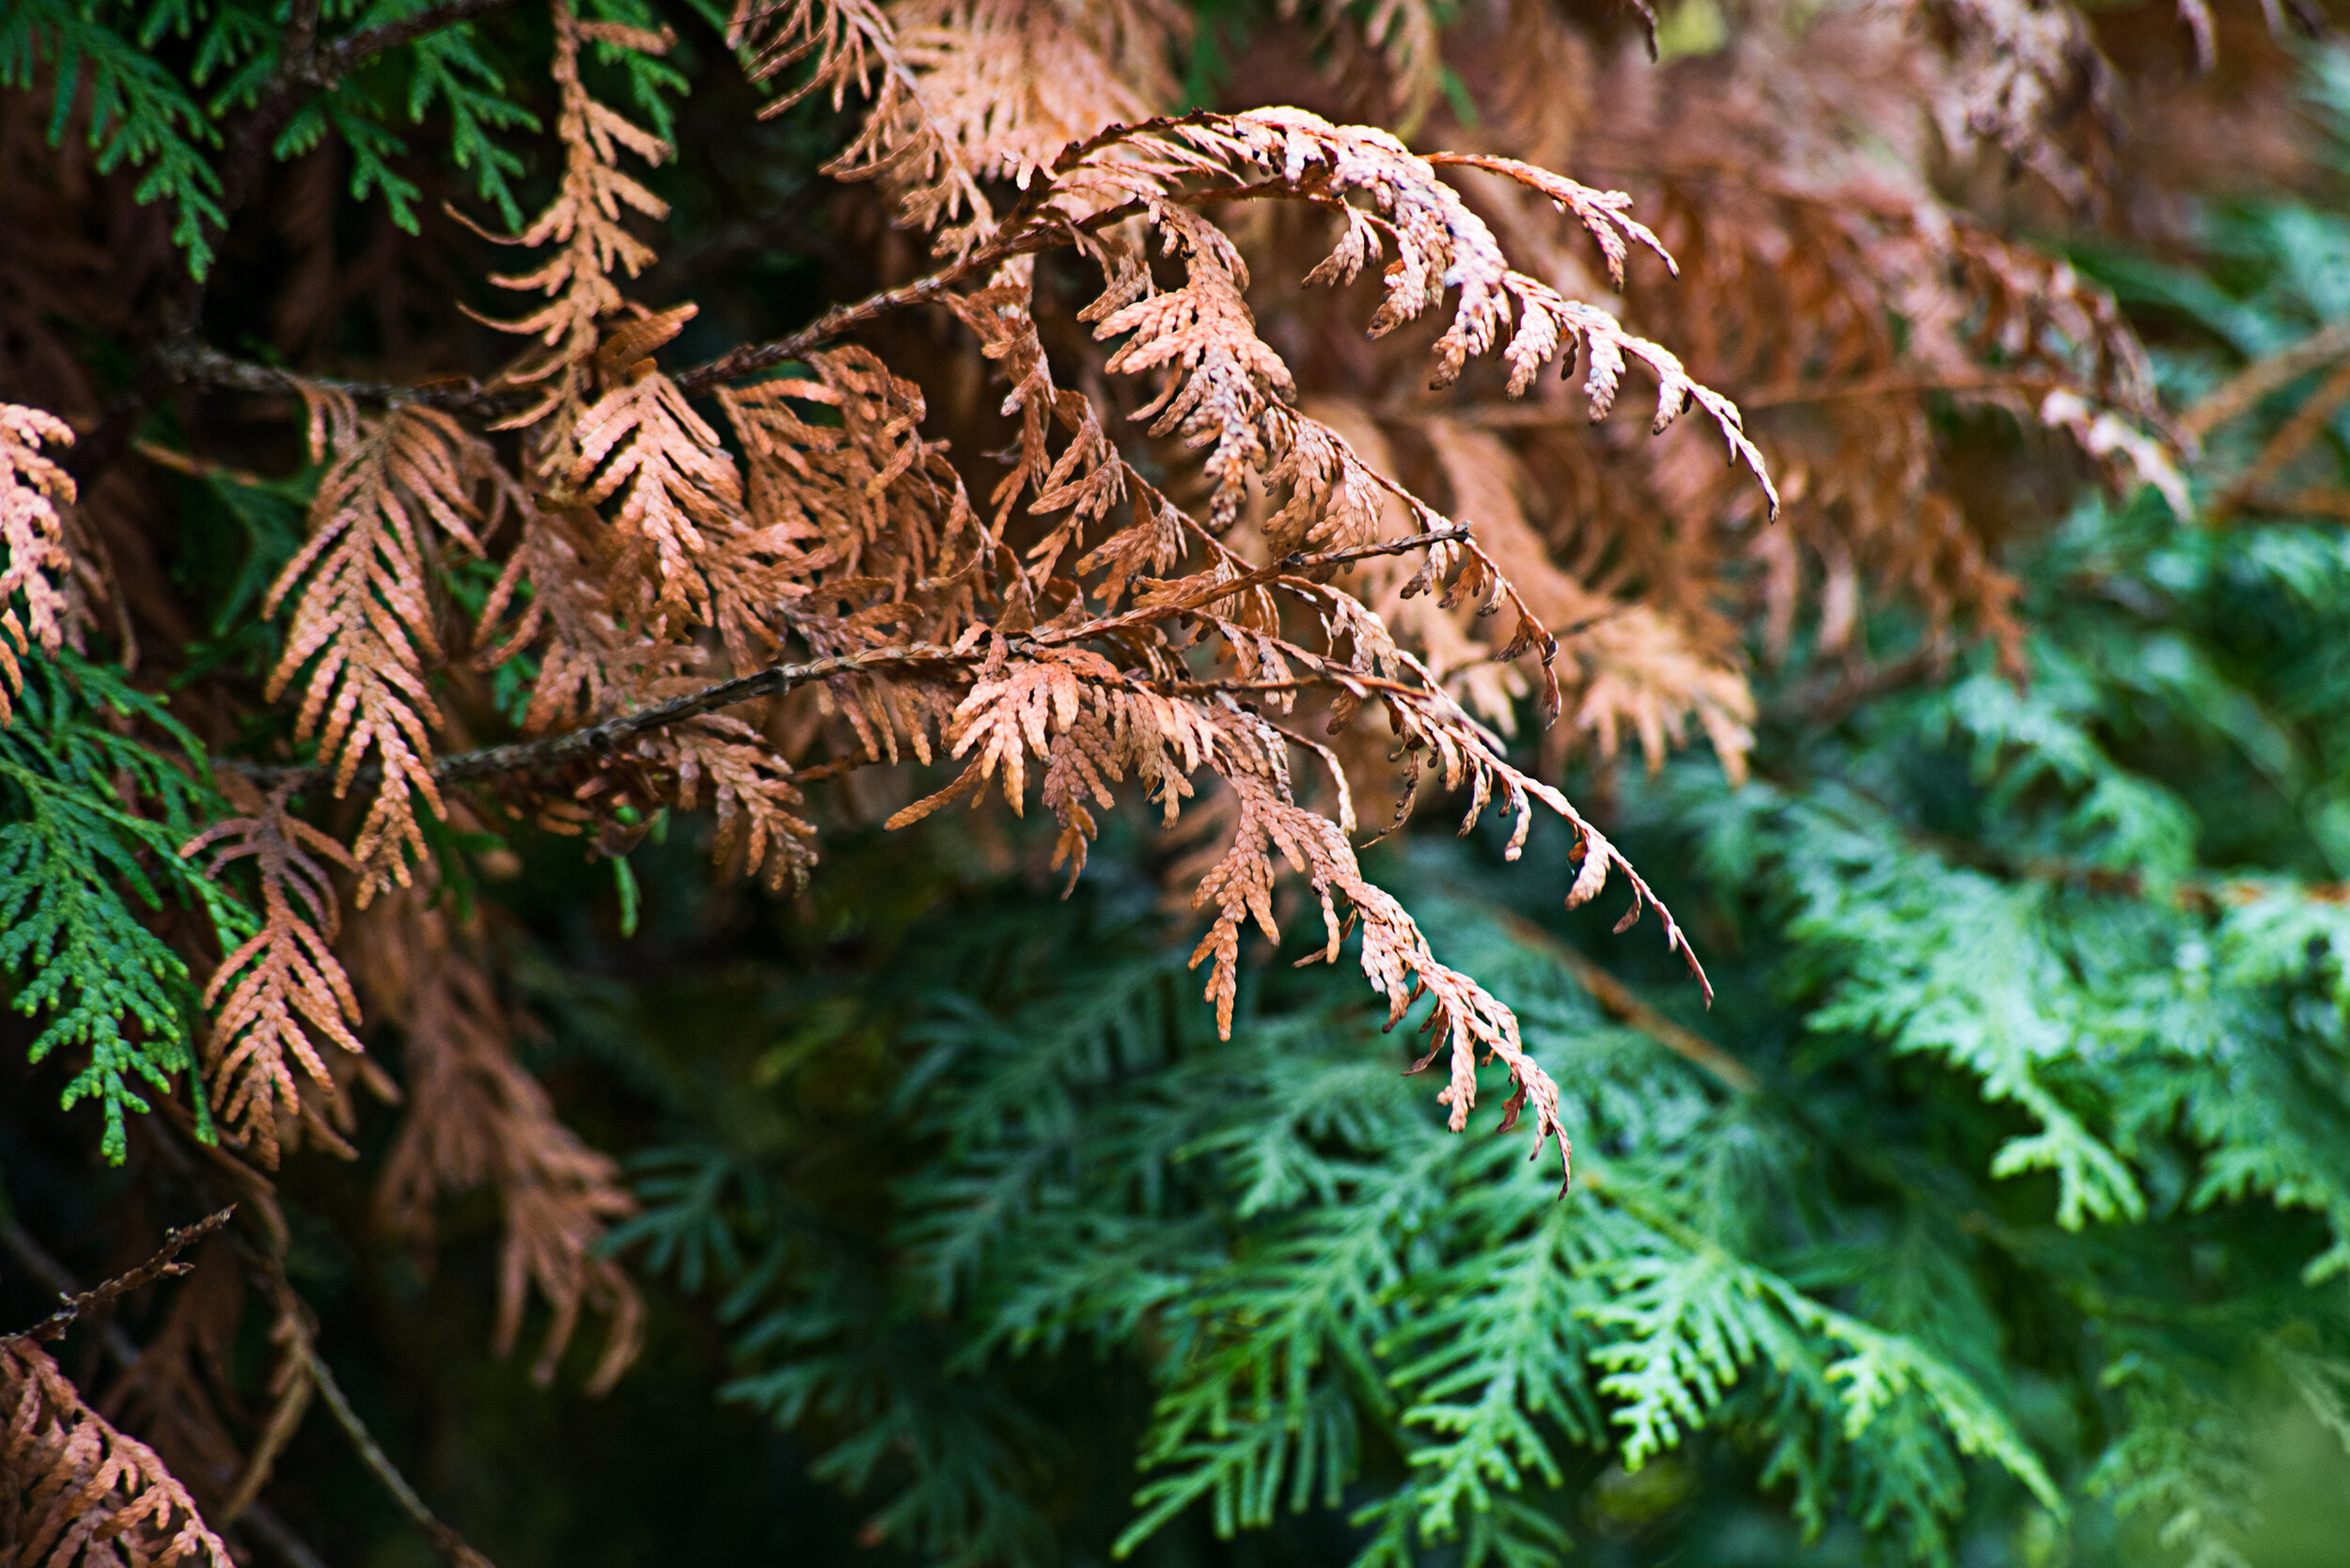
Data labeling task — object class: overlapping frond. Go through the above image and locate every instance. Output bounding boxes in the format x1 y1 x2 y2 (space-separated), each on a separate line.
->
264 400 511 900
728 0 999 250
485 0 674 420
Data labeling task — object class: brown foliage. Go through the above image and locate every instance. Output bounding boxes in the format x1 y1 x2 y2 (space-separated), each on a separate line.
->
356 886 644 1393
181 786 373 1167
0 1342 232 1568
0 405 83 722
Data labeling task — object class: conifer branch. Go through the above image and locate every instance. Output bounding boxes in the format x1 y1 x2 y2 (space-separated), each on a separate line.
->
233 526 1479 793
311 0 522 83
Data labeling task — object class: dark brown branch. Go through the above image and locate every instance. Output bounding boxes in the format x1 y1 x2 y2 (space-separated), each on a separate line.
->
675 268 991 391
313 0 518 82
231 527 1484 793
159 343 508 415
234 644 969 792
0 1208 235 1347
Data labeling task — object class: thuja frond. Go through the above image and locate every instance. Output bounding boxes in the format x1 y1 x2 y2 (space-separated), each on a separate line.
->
264 398 512 901
182 784 368 1167
0 650 254 1163
0 402 83 722
271 0 546 236
0 1340 234 1568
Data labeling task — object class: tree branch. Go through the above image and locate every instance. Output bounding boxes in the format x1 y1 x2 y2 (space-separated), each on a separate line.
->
233 644 969 792
313 0 519 82
71 0 524 484
0 1208 236 1347
231 527 1483 793
292 1329 498 1568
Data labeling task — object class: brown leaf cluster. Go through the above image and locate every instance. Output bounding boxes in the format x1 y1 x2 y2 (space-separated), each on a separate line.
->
181 786 375 1167
0 404 80 722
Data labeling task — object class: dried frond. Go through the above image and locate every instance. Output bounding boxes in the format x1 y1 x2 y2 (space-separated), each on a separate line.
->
0 404 82 724
265 404 512 901
720 344 983 617
1191 707 1579 1179
728 0 998 251
0 1341 233 1568
1282 0 1446 139
359 886 643 1393
96 1235 250 1518
650 716 820 892
1914 0 2112 210
478 502 696 736
570 316 748 626
486 0 673 421
181 787 368 1168
891 0 1178 191
1045 108 1778 510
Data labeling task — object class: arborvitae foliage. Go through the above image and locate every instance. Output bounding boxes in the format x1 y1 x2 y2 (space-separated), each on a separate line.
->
2 0 2348 1565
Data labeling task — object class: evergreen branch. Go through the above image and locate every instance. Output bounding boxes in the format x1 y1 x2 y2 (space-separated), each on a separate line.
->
314 0 524 85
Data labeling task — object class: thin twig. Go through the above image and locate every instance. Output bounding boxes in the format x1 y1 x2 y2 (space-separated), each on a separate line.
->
233 643 968 792
293 1334 497 1568
675 257 1004 392
2184 318 2350 440
313 0 516 81
232 527 1482 792
71 0 522 484
0 1208 235 1347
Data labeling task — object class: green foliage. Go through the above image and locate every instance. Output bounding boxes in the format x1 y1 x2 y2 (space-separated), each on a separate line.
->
0 649 253 1160
1 0 227 271
608 383 2350 1567
0 0 713 272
